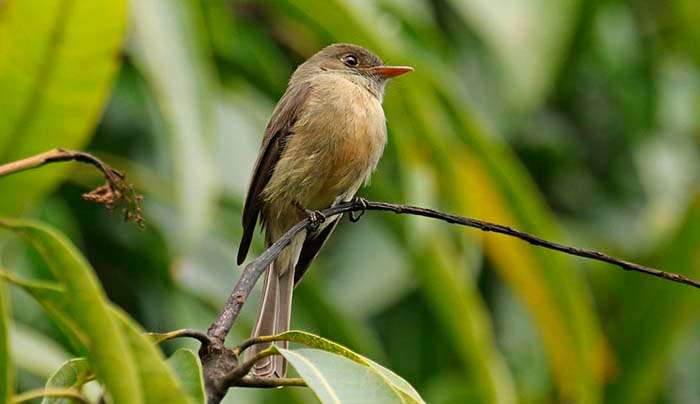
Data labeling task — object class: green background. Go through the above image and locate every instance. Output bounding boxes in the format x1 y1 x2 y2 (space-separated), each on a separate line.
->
1 0 699 403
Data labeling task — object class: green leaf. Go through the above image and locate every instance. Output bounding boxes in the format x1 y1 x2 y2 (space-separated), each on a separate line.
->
0 219 143 404
41 358 91 404
0 270 84 353
167 349 206 404
0 275 12 403
445 0 579 108
129 0 217 249
260 330 424 403
111 308 193 404
278 348 406 404
0 0 128 214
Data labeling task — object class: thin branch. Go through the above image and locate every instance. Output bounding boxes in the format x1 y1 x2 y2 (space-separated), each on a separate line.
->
232 334 296 357
208 198 700 344
234 376 307 388
12 388 89 404
223 347 277 385
0 148 144 227
147 328 212 347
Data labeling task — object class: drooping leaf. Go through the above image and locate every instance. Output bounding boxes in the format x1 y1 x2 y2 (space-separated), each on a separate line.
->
0 0 128 214
0 270 84 354
111 308 194 404
41 358 91 404
0 276 12 404
168 349 206 404
0 219 143 404
129 0 217 250
278 348 407 404
260 330 424 403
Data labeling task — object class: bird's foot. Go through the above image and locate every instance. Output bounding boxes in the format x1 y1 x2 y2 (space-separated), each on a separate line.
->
349 197 368 222
293 200 326 231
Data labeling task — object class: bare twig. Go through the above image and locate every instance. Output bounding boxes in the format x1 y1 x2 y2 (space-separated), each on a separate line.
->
207 198 700 347
235 376 306 388
147 328 212 346
223 347 277 385
0 148 144 227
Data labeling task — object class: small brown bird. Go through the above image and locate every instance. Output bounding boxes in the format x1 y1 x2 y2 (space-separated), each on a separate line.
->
237 43 412 377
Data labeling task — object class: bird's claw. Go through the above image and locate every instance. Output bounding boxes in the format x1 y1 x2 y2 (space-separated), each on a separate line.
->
305 209 326 231
293 200 326 231
349 197 368 222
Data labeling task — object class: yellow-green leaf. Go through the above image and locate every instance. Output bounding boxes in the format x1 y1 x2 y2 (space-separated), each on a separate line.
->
41 358 91 404
167 349 205 404
0 219 143 404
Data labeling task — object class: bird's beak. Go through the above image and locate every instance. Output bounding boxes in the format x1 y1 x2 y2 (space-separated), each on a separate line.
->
367 65 414 78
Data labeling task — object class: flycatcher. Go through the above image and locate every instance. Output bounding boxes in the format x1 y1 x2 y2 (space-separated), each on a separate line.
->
237 43 412 377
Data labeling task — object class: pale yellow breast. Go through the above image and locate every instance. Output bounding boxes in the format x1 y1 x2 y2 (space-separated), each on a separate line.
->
263 73 386 214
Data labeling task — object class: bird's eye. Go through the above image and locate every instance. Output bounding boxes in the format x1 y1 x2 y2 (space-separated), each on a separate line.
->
342 54 358 67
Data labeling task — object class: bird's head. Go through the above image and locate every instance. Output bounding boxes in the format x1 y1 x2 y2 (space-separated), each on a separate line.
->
297 43 413 100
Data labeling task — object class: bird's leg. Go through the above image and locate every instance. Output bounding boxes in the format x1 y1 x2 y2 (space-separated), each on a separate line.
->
292 200 326 231
349 197 368 222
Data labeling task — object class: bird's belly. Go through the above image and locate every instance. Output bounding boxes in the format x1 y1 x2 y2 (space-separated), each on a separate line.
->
261 77 386 234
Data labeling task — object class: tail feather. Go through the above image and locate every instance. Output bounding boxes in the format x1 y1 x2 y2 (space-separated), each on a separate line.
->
250 265 279 376
249 232 304 378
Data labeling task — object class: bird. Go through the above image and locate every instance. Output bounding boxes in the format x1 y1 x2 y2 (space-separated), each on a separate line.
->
237 43 412 378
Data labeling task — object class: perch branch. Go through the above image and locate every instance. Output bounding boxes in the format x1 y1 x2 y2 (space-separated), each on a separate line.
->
208 199 700 345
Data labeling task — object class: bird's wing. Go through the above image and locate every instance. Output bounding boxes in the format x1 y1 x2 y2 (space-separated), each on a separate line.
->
294 214 342 286
237 82 313 265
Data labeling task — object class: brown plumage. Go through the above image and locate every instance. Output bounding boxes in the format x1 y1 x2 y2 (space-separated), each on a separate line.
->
237 43 412 377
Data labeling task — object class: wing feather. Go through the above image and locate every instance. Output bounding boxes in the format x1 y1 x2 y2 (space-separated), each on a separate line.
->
237 82 313 264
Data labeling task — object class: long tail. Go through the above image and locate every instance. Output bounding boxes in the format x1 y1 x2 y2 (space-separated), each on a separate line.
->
248 235 302 377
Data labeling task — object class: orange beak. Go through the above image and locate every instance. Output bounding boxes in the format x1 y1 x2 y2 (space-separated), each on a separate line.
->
368 65 414 78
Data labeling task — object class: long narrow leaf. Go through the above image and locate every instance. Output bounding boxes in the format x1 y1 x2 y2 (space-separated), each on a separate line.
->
0 219 143 404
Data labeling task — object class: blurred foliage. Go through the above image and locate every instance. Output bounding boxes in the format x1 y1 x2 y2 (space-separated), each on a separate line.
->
1 0 700 403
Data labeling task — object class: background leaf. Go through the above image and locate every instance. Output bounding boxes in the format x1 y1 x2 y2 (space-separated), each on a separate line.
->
0 0 128 214
128 0 217 250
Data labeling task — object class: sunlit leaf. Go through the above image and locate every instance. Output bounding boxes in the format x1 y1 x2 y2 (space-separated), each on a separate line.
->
168 349 206 404
0 219 143 404
278 348 408 404
41 358 91 404
0 0 128 214
263 330 424 403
